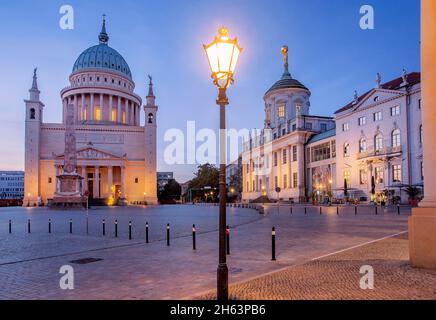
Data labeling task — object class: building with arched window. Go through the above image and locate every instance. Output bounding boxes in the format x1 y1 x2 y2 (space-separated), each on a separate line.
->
23 18 158 206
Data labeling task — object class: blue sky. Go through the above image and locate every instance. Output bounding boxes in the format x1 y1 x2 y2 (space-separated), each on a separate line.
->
0 0 420 182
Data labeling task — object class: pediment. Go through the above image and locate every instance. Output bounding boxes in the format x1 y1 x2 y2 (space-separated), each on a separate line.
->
353 89 404 112
55 147 124 160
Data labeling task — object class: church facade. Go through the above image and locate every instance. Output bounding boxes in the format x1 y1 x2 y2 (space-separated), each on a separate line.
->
23 19 158 206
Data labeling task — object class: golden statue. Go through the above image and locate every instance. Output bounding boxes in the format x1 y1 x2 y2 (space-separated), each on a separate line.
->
281 45 290 76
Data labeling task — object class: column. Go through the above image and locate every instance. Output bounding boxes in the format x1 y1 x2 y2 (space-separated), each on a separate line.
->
409 0 436 270
94 166 100 198
120 166 126 198
107 166 113 197
73 95 78 123
117 96 122 123
99 94 104 121
81 166 87 193
109 95 113 122
125 100 130 125
297 143 305 201
90 93 95 121
81 94 85 121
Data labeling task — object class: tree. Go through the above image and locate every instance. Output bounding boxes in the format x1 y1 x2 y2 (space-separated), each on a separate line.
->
158 179 181 202
188 163 219 189
404 186 422 202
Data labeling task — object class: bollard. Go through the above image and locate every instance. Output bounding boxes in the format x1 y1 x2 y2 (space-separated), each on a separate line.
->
192 224 197 250
9 220 11 234
28 219 31 234
115 220 118 238
226 225 230 255
355 205 357 215
145 222 149 243
397 205 400 215
375 206 378 215
290 206 293 215
337 206 339 215
102 219 106 236
48 219 52 234
69 219 73 234
304 207 307 215
271 227 276 261
129 221 132 240
319 206 322 215
166 223 170 246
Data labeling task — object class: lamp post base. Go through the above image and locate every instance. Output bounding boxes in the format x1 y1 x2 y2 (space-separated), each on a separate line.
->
217 263 229 300
409 208 436 270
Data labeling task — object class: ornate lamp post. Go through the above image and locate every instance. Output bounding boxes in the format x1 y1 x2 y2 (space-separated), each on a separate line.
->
204 27 242 300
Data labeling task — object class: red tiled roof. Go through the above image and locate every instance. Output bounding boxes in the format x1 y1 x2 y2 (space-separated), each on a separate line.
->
334 72 421 114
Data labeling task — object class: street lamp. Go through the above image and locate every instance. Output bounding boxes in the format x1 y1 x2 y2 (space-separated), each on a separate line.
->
204 26 242 301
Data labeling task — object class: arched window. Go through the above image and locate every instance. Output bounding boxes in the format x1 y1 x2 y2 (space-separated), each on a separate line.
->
30 108 36 120
375 134 383 151
392 129 401 148
148 113 154 124
343 142 350 157
359 138 367 153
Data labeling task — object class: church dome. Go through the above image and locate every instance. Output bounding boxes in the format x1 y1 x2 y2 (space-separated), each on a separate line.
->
72 17 132 80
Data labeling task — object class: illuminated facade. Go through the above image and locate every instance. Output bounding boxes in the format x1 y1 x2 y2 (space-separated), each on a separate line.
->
23 19 158 206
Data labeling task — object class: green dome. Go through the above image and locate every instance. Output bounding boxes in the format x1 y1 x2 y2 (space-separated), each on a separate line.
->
72 16 132 80
72 44 132 80
266 73 308 94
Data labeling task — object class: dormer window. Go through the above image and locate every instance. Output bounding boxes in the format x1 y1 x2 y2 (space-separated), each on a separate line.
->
374 96 379 102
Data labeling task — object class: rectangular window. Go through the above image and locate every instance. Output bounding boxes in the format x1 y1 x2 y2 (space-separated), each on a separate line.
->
122 111 126 124
292 124 297 131
342 123 349 132
278 105 285 118
375 167 384 184
320 123 327 131
359 169 367 185
305 122 313 130
310 142 331 162
358 116 366 126
373 111 382 121
393 165 402 182
292 146 298 162
246 181 249 192
273 152 278 167
48 177 52 184
282 149 287 164
135 178 139 183
391 105 400 116
94 107 101 121
111 108 117 122
252 180 255 192
331 141 336 158
282 128 287 136
293 172 298 188
283 175 288 189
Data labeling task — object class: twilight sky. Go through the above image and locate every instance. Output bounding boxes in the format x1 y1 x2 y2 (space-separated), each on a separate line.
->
0 0 420 182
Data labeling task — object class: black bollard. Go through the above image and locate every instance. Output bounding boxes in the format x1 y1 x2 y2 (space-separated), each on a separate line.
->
397 205 400 215
226 225 230 255
271 227 276 261
9 220 11 234
145 222 149 243
355 205 357 215
304 207 307 215
166 223 170 246
115 220 118 238
290 206 293 215
319 206 322 215
129 221 132 240
102 219 106 236
69 219 73 234
48 219 52 234
192 224 197 250
375 206 378 215
28 219 31 234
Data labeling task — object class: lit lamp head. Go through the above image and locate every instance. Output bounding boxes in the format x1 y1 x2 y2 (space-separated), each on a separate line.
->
204 27 242 89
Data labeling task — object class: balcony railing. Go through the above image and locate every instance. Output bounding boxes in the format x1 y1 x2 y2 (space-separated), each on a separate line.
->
357 145 402 160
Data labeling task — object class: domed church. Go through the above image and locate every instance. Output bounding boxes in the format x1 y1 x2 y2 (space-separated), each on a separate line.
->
23 17 158 206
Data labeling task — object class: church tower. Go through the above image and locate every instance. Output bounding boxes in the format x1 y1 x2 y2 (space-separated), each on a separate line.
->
143 76 158 204
23 69 44 206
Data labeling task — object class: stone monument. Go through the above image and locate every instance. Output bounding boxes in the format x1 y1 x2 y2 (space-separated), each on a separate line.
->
51 104 85 208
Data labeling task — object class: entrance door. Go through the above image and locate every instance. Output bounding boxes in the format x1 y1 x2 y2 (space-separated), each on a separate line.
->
88 180 94 200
